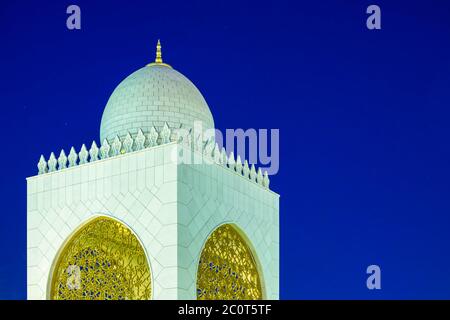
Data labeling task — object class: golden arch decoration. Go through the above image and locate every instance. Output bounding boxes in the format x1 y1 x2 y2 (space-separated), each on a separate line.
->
49 216 151 300
196 224 263 300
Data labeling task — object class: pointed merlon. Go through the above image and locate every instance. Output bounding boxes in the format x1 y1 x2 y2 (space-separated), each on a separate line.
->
37 155 48 175
263 171 270 188
48 152 57 172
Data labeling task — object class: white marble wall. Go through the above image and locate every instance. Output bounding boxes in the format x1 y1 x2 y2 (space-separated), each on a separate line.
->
176 149 279 299
27 143 179 300
27 142 279 300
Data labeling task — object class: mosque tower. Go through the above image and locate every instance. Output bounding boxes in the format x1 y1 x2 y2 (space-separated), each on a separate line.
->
26 41 279 300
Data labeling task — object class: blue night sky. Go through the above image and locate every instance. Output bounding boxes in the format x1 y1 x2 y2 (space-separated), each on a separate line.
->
1 0 450 299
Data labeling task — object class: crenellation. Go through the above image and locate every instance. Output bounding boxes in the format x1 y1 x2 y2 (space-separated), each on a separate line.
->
123 132 134 153
89 141 99 162
78 144 88 164
35 126 273 194
235 155 243 175
100 139 110 159
58 150 67 169
48 152 57 172
227 151 236 171
37 155 47 175
68 147 77 167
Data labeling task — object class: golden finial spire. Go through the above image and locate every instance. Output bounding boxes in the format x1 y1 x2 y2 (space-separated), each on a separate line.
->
147 39 172 68
155 39 163 63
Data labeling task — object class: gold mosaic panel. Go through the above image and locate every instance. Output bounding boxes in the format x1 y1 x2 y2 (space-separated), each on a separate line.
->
196 224 262 300
50 217 151 300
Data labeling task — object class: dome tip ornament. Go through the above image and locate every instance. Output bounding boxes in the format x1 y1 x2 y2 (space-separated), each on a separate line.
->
155 39 162 63
147 39 172 68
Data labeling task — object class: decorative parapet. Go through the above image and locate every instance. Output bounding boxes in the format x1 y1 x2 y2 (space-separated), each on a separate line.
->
36 122 271 189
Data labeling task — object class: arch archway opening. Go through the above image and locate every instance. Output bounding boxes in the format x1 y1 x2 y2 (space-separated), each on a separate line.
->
196 223 263 300
49 216 151 300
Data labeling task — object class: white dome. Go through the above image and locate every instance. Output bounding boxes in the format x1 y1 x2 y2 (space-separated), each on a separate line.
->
100 42 214 142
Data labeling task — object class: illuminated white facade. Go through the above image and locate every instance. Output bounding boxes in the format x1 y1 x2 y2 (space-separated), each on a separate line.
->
26 42 279 300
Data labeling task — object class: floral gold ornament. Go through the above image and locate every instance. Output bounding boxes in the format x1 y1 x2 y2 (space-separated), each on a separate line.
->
49 217 151 300
196 224 263 300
